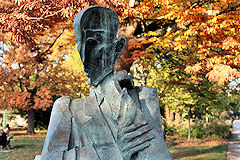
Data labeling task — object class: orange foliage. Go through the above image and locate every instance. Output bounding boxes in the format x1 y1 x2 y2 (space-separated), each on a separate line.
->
1 0 240 112
185 64 202 74
206 64 239 84
0 0 125 43
131 0 240 84
0 0 127 111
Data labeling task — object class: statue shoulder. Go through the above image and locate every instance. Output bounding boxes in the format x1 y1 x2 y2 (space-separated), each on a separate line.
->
70 94 99 117
136 86 161 121
54 96 71 105
136 86 159 101
41 96 72 158
52 96 72 117
48 96 73 129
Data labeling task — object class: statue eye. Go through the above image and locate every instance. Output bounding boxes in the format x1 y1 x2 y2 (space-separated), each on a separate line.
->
95 33 103 42
86 38 98 46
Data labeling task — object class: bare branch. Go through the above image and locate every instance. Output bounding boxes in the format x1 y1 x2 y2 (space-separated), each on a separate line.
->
217 2 240 16
39 9 49 19
18 77 24 92
41 29 65 56
25 8 64 20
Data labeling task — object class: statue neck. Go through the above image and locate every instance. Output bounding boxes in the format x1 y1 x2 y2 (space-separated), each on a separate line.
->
91 70 131 97
91 72 114 95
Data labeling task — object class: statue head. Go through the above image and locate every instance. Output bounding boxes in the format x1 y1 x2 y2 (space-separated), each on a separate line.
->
74 6 126 86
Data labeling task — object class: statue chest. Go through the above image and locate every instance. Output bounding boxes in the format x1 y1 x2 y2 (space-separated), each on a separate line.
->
70 96 121 159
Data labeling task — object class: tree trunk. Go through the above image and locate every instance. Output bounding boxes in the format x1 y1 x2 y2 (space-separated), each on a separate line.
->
27 108 35 134
188 106 191 141
206 112 209 127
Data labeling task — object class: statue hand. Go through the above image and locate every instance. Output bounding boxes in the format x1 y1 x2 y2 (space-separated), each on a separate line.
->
117 119 154 160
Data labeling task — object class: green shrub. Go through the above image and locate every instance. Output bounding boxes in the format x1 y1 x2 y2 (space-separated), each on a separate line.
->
191 125 205 139
163 114 231 140
176 125 206 139
173 122 231 140
177 126 188 138
207 122 231 139
164 125 178 137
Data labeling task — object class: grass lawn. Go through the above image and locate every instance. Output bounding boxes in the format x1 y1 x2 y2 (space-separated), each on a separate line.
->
0 130 46 160
169 144 227 160
0 130 228 160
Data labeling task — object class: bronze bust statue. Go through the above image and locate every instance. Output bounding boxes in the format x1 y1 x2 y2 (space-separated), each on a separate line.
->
40 6 172 160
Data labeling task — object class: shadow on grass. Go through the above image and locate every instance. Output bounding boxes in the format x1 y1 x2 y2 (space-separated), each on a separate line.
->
12 133 27 136
13 143 31 149
170 144 226 159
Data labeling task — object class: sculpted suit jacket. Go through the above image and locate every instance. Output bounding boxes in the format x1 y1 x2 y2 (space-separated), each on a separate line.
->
41 73 171 160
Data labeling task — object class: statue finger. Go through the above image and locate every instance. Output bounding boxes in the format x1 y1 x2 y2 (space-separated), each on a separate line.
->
122 134 154 152
118 118 133 140
122 141 151 160
118 118 133 130
120 125 153 142
119 120 147 136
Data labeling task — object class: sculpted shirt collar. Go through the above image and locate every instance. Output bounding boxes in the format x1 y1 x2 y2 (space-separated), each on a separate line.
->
89 71 134 120
89 73 112 105
90 71 131 100
90 87 105 106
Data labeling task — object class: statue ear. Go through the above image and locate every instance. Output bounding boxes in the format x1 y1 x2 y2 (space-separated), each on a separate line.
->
115 36 126 59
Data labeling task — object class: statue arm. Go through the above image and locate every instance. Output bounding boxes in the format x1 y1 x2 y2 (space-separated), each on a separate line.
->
138 87 172 159
40 96 72 160
138 87 164 136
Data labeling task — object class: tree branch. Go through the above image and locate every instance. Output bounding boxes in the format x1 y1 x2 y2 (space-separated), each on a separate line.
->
25 8 64 20
41 29 64 56
189 0 214 9
217 2 240 16
18 77 24 92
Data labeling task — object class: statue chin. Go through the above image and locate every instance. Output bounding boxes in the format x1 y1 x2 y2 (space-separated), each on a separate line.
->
88 68 114 87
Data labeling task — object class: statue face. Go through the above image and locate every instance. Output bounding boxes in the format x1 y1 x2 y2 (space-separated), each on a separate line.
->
74 6 126 86
78 29 116 86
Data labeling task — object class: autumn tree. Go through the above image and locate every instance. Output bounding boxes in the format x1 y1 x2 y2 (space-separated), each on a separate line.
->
127 0 240 140
136 0 240 114
0 0 160 132
1 0 239 134
0 0 130 133
130 0 240 83
0 28 89 133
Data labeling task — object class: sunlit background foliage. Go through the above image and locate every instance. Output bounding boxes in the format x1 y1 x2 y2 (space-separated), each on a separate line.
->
0 0 239 140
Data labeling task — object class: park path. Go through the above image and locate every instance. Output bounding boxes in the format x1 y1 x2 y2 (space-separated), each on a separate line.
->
227 120 240 160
